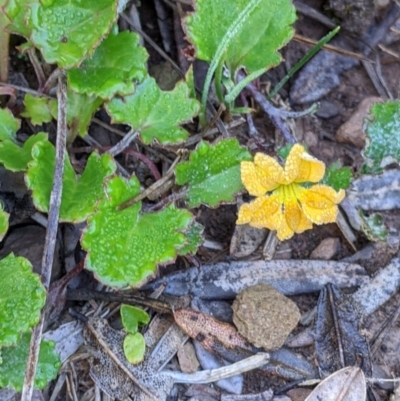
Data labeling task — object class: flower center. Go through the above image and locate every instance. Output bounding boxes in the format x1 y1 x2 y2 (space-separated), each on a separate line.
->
275 183 303 207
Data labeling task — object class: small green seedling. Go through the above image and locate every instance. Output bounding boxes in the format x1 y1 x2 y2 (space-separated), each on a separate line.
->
120 305 150 364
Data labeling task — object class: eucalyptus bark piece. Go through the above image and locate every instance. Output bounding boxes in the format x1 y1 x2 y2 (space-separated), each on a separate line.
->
145 260 368 298
351 256 400 317
315 285 371 378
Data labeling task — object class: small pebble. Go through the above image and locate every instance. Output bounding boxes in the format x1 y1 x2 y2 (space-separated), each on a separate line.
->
232 283 300 350
315 100 340 119
310 238 340 260
177 342 200 373
336 97 382 148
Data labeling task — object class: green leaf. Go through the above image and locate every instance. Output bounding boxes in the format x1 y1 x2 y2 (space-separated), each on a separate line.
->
361 212 388 242
26 0 117 69
322 162 352 191
21 94 53 125
121 305 150 333
81 176 193 288
106 76 200 144
185 65 196 100
49 87 103 140
0 132 47 171
277 143 295 160
0 108 19 142
3 0 37 37
0 254 46 347
25 140 116 222
175 139 252 207
363 100 400 172
178 221 204 256
67 30 148 99
0 205 9 242
0 333 61 391
123 332 145 364
184 0 296 76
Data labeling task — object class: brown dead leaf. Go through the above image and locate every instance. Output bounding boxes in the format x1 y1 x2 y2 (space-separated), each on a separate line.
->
304 367 366 401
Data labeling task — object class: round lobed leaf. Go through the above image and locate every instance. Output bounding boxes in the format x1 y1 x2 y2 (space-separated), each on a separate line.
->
21 94 53 125
67 30 148 99
177 221 204 256
183 0 296 76
0 206 9 242
0 108 19 142
82 176 193 288
3 0 35 37
121 305 150 333
363 100 400 172
25 140 116 223
48 88 103 139
0 333 61 391
26 0 117 69
106 76 200 144
0 253 46 347
123 332 146 364
175 139 252 207
0 132 48 172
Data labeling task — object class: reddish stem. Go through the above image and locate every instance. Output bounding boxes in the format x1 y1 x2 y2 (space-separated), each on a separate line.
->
122 148 162 181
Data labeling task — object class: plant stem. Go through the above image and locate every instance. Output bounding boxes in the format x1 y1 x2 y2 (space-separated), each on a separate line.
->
199 0 263 126
28 48 46 90
225 67 267 104
0 7 9 83
21 73 68 401
214 58 225 103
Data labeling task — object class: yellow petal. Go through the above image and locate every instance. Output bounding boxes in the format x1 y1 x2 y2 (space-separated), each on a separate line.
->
241 153 285 196
283 198 312 234
237 195 282 230
284 144 325 183
298 185 345 225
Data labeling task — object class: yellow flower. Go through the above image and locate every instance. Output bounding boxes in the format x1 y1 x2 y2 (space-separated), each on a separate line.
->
237 144 345 241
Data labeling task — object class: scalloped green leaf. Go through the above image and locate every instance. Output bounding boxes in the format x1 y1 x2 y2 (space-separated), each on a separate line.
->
183 0 296 76
121 305 150 333
3 0 36 37
0 206 9 242
21 94 53 125
123 332 145 364
25 140 116 222
67 30 148 99
0 333 61 391
363 100 400 173
178 221 204 256
175 139 252 207
49 88 103 140
0 132 47 172
0 254 46 347
0 108 19 142
106 76 200 144
81 176 193 288
26 0 117 69
322 162 352 191
361 212 388 242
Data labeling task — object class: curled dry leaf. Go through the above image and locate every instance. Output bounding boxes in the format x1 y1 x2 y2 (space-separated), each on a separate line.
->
304 366 366 401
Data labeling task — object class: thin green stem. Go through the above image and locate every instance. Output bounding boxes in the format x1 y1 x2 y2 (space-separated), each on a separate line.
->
215 57 225 104
268 26 340 100
199 0 263 126
225 67 267 104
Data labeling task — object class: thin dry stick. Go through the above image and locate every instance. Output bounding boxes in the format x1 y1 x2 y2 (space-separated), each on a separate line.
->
21 73 68 401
